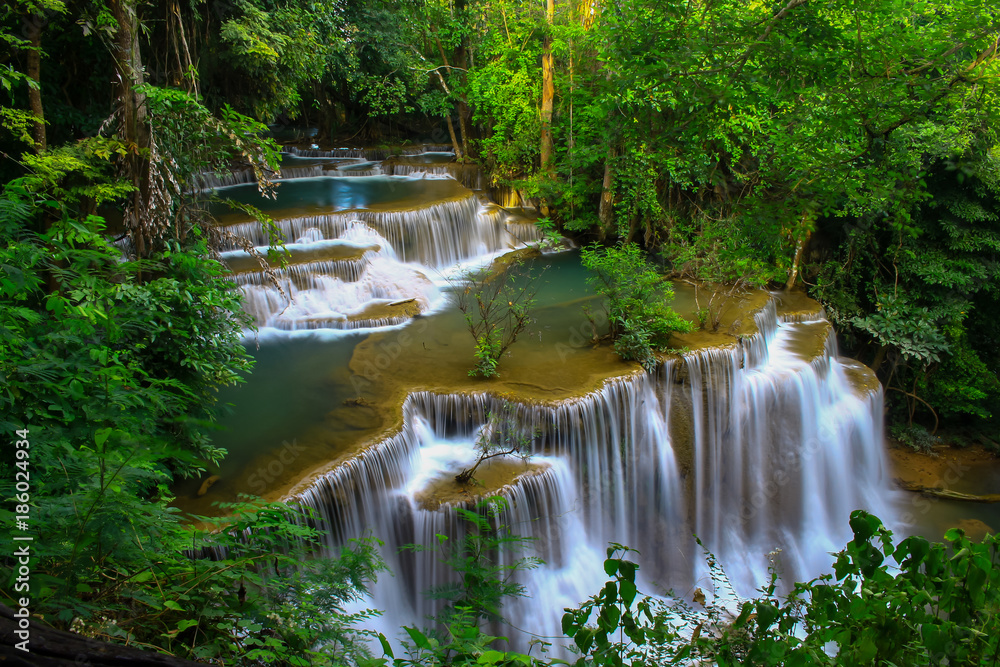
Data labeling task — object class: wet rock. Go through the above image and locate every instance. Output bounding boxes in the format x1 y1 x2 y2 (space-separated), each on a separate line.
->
955 518 994 541
197 474 220 496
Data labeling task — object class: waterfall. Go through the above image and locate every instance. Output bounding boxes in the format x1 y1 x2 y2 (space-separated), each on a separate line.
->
334 161 383 177
386 164 453 178
191 169 258 190
222 238 380 287
284 145 454 160
221 185 541 330
291 295 894 651
219 195 539 268
683 301 893 595
205 148 894 650
278 165 326 179
286 146 375 159
385 163 484 190
188 164 333 192
191 147 461 193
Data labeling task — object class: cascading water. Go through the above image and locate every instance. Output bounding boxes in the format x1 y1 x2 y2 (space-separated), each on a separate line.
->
283 144 453 160
683 303 894 595
191 168 259 190
293 297 895 651
190 153 385 191
384 162 484 190
210 156 539 331
201 146 897 655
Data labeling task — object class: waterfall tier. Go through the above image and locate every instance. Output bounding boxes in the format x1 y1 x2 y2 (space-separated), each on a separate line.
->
190 146 456 192
283 294 894 651
383 159 483 190
183 149 895 651
217 177 540 331
285 145 454 160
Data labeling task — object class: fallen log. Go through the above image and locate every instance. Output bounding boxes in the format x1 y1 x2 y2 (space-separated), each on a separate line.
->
0 604 206 666
895 479 1000 503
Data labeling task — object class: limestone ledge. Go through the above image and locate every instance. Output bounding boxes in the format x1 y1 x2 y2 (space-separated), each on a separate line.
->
414 460 550 512
214 181 477 226
177 285 880 516
221 240 378 274
280 288 840 503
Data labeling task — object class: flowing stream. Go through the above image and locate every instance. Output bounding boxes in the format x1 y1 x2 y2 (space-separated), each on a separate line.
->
185 147 901 653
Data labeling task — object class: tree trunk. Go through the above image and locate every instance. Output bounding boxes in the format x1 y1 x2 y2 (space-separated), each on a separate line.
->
1 604 206 666
457 101 472 159
539 0 555 175
172 0 199 97
784 217 812 290
24 17 46 152
598 144 615 235
430 27 470 161
110 0 152 258
429 68 464 160
22 12 59 292
454 0 473 159
444 114 462 160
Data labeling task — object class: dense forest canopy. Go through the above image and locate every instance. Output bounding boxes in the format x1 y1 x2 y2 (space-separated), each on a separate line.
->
1 0 999 663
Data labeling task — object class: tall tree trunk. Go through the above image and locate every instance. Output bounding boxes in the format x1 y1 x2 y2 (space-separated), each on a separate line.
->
456 100 472 159
24 17 46 152
172 0 199 97
430 68 464 160
430 26 470 160
785 211 813 290
454 0 472 158
23 12 59 293
598 144 615 237
110 0 152 258
444 114 462 159
539 0 555 175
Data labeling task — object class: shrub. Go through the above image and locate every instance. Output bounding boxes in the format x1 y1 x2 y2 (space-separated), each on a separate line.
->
564 512 1000 666
455 401 534 485
455 256 544 378
580 242 691 371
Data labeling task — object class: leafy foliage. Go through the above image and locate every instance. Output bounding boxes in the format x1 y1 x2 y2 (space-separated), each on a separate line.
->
455 256 544 378
562 544 679 666
377 611 547 667
0 18 368 664
389 498 545 666
213 0 346 121
403 497 542 627
0 161 252 470
562 512 1000 666
580 242 691 371
814 146 1000 430
3 1 1000 664
1 486 385 665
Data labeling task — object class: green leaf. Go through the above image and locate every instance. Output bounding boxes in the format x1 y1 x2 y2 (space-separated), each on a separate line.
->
403 626 431 650
377 632 394 659
176 619 200 632
95 427 113 448
619 579 637 607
